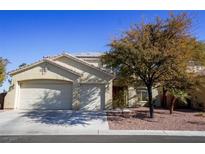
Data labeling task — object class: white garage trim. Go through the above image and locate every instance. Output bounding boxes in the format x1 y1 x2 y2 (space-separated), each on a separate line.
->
17 80 73 110
79 83 105 111
14 82 20 109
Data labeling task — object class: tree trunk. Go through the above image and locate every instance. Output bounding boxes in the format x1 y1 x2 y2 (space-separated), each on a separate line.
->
170 96 176 114
147 85 154 118
162 87 167 108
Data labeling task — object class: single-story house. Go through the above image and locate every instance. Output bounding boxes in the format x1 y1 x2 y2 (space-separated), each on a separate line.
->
3 52 161 111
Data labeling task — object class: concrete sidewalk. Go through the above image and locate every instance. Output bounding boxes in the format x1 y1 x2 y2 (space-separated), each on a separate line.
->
100 130 205 136
1 129 205 136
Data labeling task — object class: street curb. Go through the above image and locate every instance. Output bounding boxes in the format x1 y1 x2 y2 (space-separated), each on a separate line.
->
0 130 205 136
99 130 205 136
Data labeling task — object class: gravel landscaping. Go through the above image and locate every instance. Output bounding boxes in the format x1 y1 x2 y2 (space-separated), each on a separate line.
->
107 107 205 131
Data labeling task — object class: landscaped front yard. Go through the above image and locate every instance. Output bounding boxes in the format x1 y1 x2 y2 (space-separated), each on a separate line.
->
107 107 205 131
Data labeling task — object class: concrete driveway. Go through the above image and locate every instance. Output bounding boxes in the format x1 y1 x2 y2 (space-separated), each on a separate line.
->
0 110 109 135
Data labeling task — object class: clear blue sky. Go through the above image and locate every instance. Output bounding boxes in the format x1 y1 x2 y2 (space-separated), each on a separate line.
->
0 10 205 91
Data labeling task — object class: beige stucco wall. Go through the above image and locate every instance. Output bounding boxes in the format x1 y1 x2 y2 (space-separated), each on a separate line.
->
105 81 113 109
4 62 79 109
128 86 161 107
4 87 15 109
80 59 102 68
4 57 113 110
54 56 113 110
76 57 102 68
12 63 79 83
55 57 111 83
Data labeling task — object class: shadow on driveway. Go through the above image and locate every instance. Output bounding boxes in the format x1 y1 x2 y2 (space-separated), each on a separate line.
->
20 110 107 126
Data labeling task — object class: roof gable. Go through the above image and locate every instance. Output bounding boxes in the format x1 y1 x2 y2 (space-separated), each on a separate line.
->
9 58 82 76
52 53 113 77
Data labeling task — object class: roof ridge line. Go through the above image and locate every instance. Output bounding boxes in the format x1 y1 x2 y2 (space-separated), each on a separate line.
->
8 52 114 77
52 52 113 77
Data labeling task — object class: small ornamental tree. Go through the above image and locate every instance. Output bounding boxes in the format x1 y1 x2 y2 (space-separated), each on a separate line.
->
101 13 202 118
169 89 190 114
162 72 195 114
0 57 8 87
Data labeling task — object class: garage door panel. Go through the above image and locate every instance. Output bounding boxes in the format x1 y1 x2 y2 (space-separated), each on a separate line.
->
19 81 72 110
80 84 105 111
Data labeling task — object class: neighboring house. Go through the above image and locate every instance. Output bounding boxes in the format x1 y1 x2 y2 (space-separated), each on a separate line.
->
3 52 162 111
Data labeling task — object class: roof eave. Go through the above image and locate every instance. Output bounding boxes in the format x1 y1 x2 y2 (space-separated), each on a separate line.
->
8 58 82 77
53 52 114 78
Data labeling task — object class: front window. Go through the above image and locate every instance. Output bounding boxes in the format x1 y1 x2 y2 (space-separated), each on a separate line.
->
136 88 148 102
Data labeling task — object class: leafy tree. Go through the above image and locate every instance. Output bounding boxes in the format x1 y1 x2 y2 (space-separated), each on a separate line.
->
0 57 8 87
163 73 195 113
101 13 202 118
161 41 205 111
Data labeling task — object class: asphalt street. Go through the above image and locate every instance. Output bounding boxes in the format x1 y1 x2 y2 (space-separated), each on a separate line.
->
1 135 205 143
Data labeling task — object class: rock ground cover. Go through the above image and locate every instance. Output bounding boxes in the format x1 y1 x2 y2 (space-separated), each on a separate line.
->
107 107 205 131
